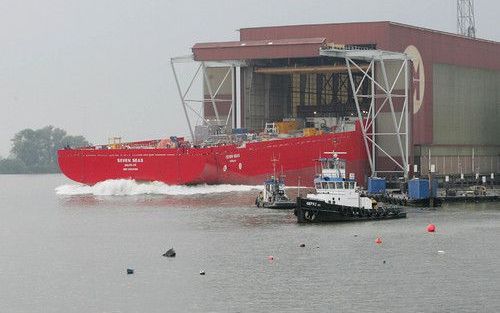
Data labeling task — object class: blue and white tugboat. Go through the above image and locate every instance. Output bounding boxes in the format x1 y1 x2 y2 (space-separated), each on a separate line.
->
294 152 406 223
255 157 296 209
255 176 296 209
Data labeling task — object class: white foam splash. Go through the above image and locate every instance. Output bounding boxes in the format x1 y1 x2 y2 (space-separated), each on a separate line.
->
55 179 261 196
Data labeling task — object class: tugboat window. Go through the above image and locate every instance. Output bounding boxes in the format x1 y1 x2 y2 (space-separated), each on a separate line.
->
336 182 343 189
321 182 328 189
315 183 321 189
328 182 334 189
344 182 349 189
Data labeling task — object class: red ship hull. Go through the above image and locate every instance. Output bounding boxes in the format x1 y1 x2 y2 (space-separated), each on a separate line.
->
58 127 368 187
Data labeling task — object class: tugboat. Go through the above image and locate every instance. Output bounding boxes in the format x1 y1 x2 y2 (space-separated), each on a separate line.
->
255 176 296 209
294 152 406 223
255 157 296 209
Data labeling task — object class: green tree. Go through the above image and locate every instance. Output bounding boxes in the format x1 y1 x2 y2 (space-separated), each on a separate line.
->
0 158 28 174
8 126 90 173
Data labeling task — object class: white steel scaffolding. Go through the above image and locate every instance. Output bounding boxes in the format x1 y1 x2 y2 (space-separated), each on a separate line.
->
170 55 245 141
320 47 411 179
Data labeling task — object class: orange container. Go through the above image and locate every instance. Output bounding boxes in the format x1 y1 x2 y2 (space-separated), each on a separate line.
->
303 128 317 136
276 120 299 134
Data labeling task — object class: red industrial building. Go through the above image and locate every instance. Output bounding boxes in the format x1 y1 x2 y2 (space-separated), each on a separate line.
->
191 21 500 179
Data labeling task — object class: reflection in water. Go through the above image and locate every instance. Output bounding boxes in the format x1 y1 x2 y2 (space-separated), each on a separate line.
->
58 188 297 228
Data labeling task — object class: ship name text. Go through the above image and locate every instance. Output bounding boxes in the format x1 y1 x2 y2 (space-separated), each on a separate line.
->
117 158 144 163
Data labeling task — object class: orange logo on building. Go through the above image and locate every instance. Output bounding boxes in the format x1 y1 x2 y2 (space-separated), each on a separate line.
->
404 45 425 114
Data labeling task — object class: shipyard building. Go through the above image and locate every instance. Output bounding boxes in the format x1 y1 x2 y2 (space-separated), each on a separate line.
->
187 21 499 180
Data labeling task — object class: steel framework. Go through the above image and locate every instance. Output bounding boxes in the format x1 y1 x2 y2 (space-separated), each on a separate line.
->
457 0 476 38
320 47 411 179
170 55 244 141
172 48 411 179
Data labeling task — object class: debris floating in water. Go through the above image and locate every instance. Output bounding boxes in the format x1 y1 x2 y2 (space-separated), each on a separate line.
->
375 237 382 244
383 260 386 264
427 224 436 232
127 268 134 275
354 234 358 237
268 255 274 261
438 250 445 254
299 243 305 248
199 270 206 275
163 248 176 257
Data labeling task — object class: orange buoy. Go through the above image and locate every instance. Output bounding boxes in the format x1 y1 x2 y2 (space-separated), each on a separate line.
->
268 255 274 260
375 237 382 244
427 224 436 232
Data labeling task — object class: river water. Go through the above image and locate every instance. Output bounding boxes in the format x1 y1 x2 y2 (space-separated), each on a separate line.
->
0 174 499 312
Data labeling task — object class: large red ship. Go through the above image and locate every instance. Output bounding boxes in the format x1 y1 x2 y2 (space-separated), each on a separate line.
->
57 121 368 187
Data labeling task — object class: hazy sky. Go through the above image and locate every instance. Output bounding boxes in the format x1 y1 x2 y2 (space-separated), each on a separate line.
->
1 0 498 157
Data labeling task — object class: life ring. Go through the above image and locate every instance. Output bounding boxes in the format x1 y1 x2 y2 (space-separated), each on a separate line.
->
304 210 317 221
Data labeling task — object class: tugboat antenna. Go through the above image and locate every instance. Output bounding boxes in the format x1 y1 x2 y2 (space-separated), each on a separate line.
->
271 155 279 178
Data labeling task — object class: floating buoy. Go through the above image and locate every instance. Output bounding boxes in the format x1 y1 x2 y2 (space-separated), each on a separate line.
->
299 243 305 248
375 237 382 244
199 270 205 275
427 224 436 232
268 255 274 260
163 247 176 257
127 268 134 275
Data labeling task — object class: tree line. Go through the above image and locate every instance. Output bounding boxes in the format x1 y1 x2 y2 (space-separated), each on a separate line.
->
0 126 90 174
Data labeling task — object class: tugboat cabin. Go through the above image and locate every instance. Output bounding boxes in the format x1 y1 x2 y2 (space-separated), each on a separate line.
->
264 177 286 201
314 157 357 193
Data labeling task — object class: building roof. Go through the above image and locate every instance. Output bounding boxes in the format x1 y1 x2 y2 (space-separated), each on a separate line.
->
192 21 500 70
192 37 326 61
239 21 499 45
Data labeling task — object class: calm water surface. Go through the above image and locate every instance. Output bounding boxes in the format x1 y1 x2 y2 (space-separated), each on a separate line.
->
0 174 499 312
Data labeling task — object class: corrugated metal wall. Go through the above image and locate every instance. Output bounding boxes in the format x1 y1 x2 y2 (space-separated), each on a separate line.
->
433 64 500 145
416 146 500 175
242 69 290 130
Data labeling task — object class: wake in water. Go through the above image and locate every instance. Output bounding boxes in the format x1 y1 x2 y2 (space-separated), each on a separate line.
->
55 179 261 196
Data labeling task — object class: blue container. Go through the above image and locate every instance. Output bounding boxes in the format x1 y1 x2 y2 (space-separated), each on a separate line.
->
232 128 248 134
367 177 386 194
431 179 438 197
408 179 438 199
